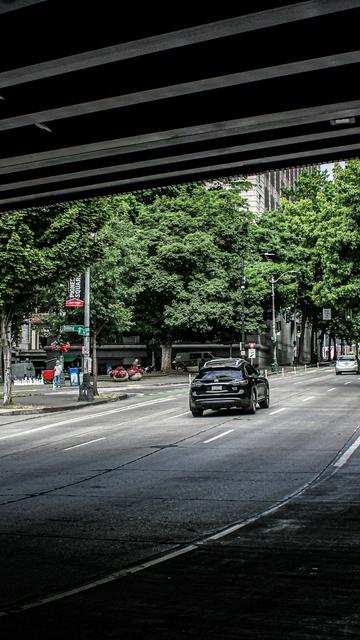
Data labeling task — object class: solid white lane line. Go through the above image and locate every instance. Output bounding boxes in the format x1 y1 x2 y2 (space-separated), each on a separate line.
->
164 411 190 420
326 388 336 392
269 407 287 415
0 397 179 441
203 429 234 443
302 396 315 402
63 437 106 451
334 435 360 468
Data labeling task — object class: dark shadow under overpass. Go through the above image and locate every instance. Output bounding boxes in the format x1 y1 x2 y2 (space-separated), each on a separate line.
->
0 0 359 211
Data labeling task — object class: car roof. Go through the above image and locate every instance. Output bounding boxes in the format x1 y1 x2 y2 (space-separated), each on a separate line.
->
202 358 246 368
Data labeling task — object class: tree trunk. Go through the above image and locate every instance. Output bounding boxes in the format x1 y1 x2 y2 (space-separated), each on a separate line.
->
0 311 13 405
160 333 173 372
298 304 307 364
92 326 99 396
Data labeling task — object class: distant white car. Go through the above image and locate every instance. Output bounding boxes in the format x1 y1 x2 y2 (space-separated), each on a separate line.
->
335 355 360 375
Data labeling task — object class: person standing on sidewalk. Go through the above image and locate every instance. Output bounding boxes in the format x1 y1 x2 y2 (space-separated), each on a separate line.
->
53 360 63 389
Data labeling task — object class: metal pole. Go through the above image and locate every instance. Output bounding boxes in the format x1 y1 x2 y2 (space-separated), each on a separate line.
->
241 287 245 345
271 276 278 372
293 302 297 365
240 260 245 356
78 269 93 401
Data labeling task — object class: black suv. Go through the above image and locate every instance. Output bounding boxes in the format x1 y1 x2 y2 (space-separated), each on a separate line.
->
189 358 269 417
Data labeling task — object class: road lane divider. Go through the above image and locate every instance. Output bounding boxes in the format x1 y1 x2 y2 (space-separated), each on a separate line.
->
203 429 234 443
63 437 106 451
302 396 315 402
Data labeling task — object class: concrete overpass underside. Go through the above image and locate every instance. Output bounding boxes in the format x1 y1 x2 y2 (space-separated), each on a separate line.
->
0 0 359 212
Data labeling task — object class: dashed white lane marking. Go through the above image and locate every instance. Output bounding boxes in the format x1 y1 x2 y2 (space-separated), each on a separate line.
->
269 407 287 415
344 381 352 385
63 437 106 451
334 434 360 468
203 429 234 443
302 396 315 402
326 388 336 392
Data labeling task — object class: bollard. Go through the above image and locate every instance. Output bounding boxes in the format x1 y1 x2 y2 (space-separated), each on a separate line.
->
282 367 285 377
305 364 307 373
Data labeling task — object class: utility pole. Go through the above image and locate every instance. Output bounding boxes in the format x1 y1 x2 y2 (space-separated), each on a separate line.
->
270 275 278 372
78 269 93 401
239 261 246 356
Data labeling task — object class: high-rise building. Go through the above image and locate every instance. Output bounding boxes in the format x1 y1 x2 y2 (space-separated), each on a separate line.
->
239 166 313 215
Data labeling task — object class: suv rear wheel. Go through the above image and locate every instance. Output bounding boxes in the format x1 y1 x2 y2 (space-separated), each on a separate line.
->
259 388 270 409
248 389 257 414
191 408 203 417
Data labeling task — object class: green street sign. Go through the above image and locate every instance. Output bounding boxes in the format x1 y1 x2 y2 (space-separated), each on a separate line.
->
62 324 84 333
77 327 87 336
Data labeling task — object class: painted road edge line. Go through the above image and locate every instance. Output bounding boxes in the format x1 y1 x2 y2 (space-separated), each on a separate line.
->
334 434 360 468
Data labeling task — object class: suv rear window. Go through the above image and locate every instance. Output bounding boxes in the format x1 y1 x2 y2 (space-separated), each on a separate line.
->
196 368 244 380
338 355 356 361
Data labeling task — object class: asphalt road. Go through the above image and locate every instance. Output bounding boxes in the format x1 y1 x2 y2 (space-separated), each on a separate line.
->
0 366 359 637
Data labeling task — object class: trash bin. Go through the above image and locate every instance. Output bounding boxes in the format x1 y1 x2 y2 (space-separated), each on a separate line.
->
69 367 80 386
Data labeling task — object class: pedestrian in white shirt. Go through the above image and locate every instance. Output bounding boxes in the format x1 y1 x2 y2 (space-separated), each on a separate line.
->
54 360 63 389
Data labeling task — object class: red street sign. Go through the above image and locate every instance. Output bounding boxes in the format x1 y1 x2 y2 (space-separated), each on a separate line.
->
248 342 256 348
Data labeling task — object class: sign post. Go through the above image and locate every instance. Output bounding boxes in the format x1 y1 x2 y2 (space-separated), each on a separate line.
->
78 269 93 402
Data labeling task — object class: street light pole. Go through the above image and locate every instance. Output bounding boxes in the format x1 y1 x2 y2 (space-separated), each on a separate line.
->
240 260 246 356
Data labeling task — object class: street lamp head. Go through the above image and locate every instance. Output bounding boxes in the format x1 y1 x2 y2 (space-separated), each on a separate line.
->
272 270 299 284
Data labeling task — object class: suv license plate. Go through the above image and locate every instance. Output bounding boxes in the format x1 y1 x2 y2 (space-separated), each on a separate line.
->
211 385 223 391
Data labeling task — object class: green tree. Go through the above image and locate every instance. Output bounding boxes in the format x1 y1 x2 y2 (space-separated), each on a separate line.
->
0 200 110 404
256 162 360 361
124 182 262 370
